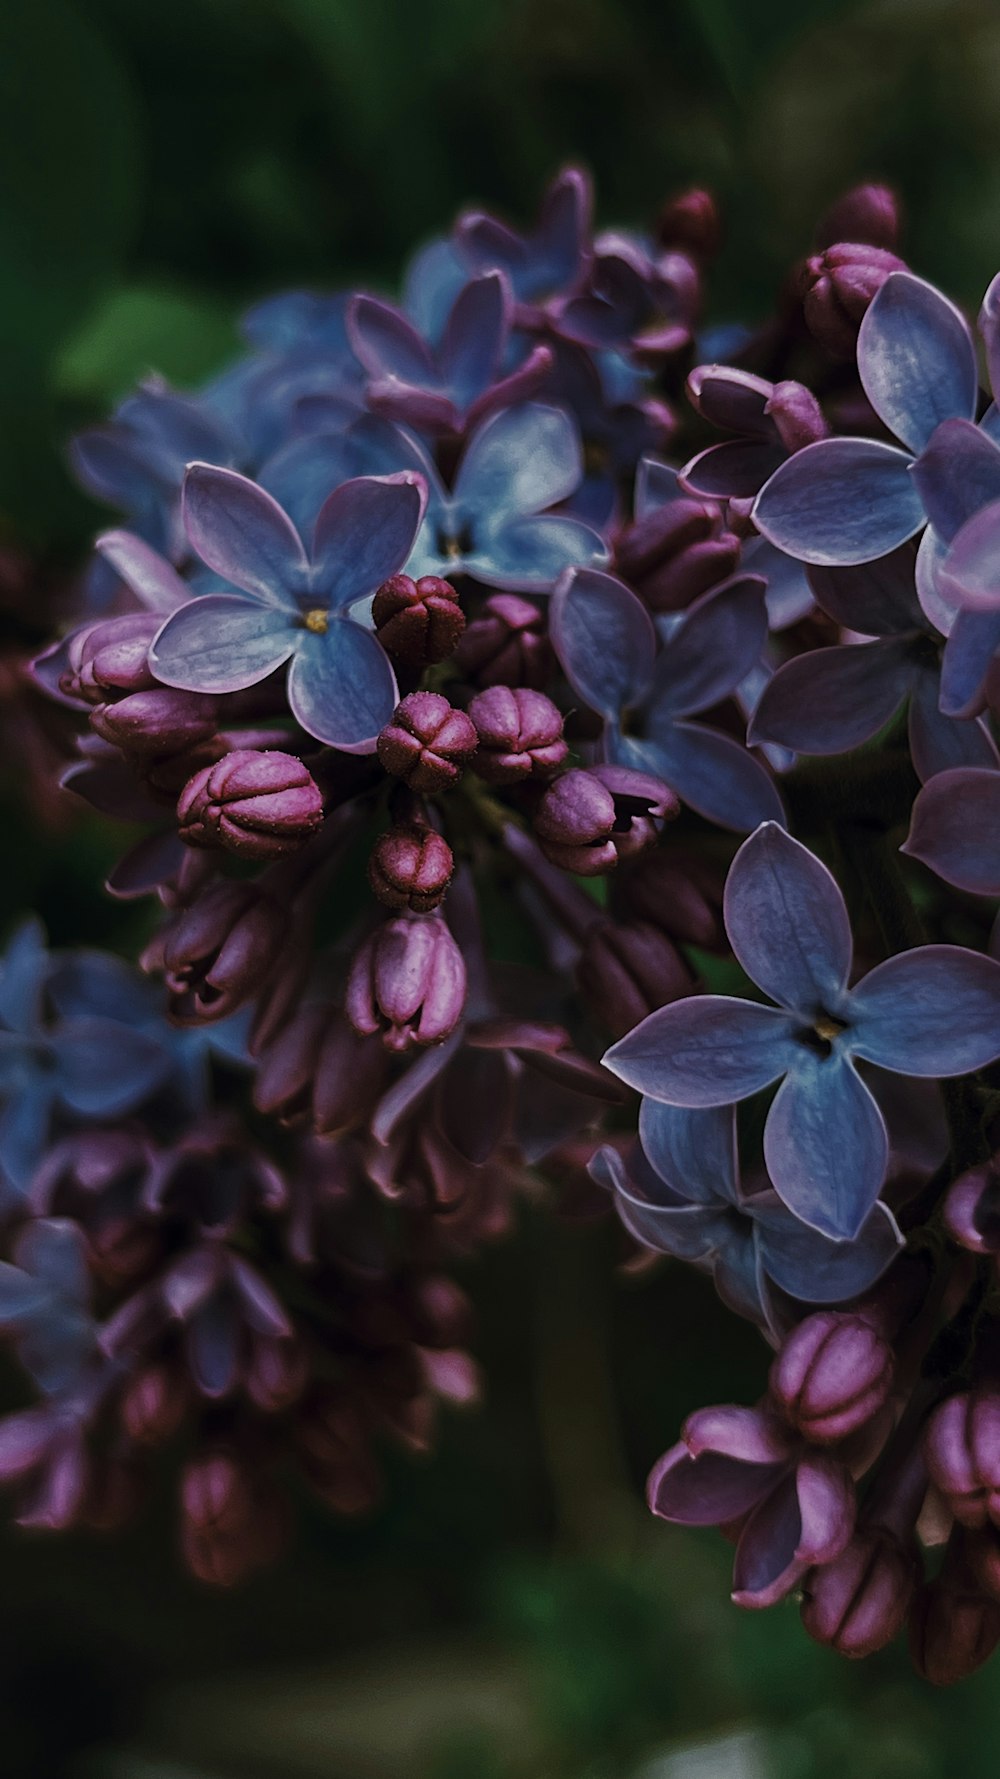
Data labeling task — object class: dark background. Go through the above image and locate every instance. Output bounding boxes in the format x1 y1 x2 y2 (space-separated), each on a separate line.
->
2 0 1000 1772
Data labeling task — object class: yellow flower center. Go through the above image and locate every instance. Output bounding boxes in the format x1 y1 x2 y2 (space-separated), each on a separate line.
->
304 608 329 634
813 1015 845 1042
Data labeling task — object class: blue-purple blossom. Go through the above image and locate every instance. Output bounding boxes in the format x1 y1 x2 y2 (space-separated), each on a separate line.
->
682 367 828 501
453 166 593 323
150 464 426 751
0 1220 95 1395
550 565 785 830
903 766 1000 894
591 1101 902 1333
603 823 1000 1240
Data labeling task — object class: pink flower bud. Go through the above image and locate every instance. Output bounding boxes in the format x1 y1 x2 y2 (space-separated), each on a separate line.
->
801 1527 918 1657
90 686 219 755
924 1391 1000 1529
656 187 721 259
177 748 324 859
376 692 477 792
346 913 467 1051
577 918 694 1037
368 822 454 913
151 881 287 1023
454 593 552 689
372 573 465 667
535 766 678 876
122 1362 190 1445
614 497 741 614
60 613 159 704
799 242 906 359
909 1536 1000 1686
468 686 567 784
816 183 901 252
770 1311 895 1445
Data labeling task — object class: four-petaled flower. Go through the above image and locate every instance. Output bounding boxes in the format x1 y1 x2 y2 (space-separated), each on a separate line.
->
149 463 427 752
603 823 1000 1240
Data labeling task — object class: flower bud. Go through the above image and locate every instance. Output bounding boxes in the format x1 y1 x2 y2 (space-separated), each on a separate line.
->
799 242 906 359
368 822 454 913
656 187 720 259
181 1449 254 1535
468 686 567 785
816 183 900 252
614 497 741 614
770 1311 895 1445
151 881 286 1023
245 1335 309 1412
923 1391 1000 1529
90 686 219 755
372 573 465 667
177 748 324 860
535 766 678 876
623 850 726 949
346 914 467 1051
61 613 159 704
253 1003 386 1135
122 1361 190 1445
910 1538 1000 1686
943 1160 1000 1262
376 692 477 792
577 918 694 1037
765 381 828 455
801 1528 918 1657
454 593 552 689
966 1525 1000 1602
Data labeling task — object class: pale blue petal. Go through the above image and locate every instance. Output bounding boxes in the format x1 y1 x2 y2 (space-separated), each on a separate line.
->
850 945 1000 1075
603 997 797 1105
753 439 923 566
763 1053 888 1240
550 567 656 715
150 595 295 693
287 618 398 752
858 271 978 452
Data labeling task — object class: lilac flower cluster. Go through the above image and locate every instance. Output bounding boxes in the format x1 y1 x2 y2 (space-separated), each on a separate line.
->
6 167 1000 1677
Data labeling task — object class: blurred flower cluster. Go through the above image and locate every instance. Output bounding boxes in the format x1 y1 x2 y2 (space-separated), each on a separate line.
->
9 166 1000 1680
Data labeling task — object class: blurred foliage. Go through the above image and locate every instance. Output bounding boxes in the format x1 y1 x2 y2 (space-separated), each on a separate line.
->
3 0 1000 1772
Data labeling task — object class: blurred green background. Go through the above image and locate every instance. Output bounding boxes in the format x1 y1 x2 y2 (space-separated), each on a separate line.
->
4 0 1000 1772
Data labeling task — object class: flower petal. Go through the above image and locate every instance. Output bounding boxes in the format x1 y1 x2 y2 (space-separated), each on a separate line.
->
646 577 769 719
755 1197 903 1302
909 419 1000 545
939 605 1000 718
286 618 398 752
907 667 999 784
794 1453 855 1565
623 722 786 832
53 1017 169 1117
850 945 1000 1075
648 1445 783 1527
550 566 656 716
454 402 582 516
748 638 915 755
150 594 295 693
725 823 853 1013
0 919 48 1037
753 439 923 566
439 271 508 405
95 530 191 615
806 545 924 637
763 1053 888 1240
312 472 427 609
731 1474 807 1608
903 766 1000 895
182 464 308 600
603 996 796 1105
858 271 978 452
638 1099 739 1205
681 438 784 500
470 514 607 593
347 295 438 385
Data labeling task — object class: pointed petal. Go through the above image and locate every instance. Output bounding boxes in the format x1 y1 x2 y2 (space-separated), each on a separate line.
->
0 1088 53 1198
753 439 922 566
939 497 1000 614
763 1054 889 1240
454 402 582 515
724 824 853 1013
807 545 924 636
638 1100 739 1204
603 996 796 1105
648 1445 783 1526
908 668 999 783
647 576 769 719
439 272 508 404
286 619 397 752
0 919 48 1036
312 472 426 609
732 1474 808 1607
756 1198 902 1303
939 605 1000 718
850 945 1000 1075
681 438 784 500
470 514 606 592
550 566 655 716
858 271 978 452
903 766 1000 895
748 638 915 755
347 294 438 384
627 722 786 832
95 530 190 614
150 594 294 693
910 419 1000 545
182 464 309 599
53 1018 169 1116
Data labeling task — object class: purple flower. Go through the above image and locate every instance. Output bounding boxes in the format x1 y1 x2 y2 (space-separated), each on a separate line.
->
682 368 828 501
149 464 426 751
931 494 1000 716
453 166 593 323
545 340 673 528
749 545 998 781
590 1101 901 1333
0 1220 95 1395
603 823 1000 1240
550 565 785 831
754 274 1000 596
648 1402 856 1608
903 765 1000 894
348 271 551 436
558 232 698 358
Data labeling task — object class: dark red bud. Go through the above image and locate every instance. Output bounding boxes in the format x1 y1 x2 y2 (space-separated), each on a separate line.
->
799 242 906 359
372 573 465 667
368 822 454 913
468 685 567 784
177 748 324 859
454 593 552 689
376 692 477 792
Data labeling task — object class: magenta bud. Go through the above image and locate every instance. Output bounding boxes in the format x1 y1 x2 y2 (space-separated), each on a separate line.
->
376 692 477 792
770 1312 895 1445
245 1336 309 1412
372 572 465 667
765 381 829 454
656 187 721 259
799 242 906 358
151 881 286 1023
181 1449 253 1534
454 593 552 689
177 748 324 860
817 183 901 252
967 1526 1000 1602
577 919 694 1038
924 1391 1000 1529
614 497 741 614
345 913 467 1051
535 766 678 876
61 613 159 704
910 1540 1000 1686
468 686 567 785
368 822 454 913
122 1362 189 1445
944 1161 1000 1260
90 686 219 755
623 851 726 949
801 1528 918 1658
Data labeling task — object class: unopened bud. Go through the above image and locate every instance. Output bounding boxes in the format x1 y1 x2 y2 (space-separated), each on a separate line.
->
770 1311 895 1445
468 686 567 784
346 913 467 1051
376 692 477 792
801 1528 918 1658
577 919 694 1037
177 748 324 859
372 573 465 667
800 242 906 359
454 593 552 689
368 822 454 913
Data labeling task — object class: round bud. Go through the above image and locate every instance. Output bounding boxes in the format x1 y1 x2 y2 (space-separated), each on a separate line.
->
376 692 477 792
177 749 324 859
801 1528 918 1658
799 242 906 359
372 573 465 667
454 593 552 689
770 1311 895 1445
468 686 567 784
368 823 454 913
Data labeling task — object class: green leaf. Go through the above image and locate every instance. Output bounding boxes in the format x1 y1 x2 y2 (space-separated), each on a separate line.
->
56 284 238 403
